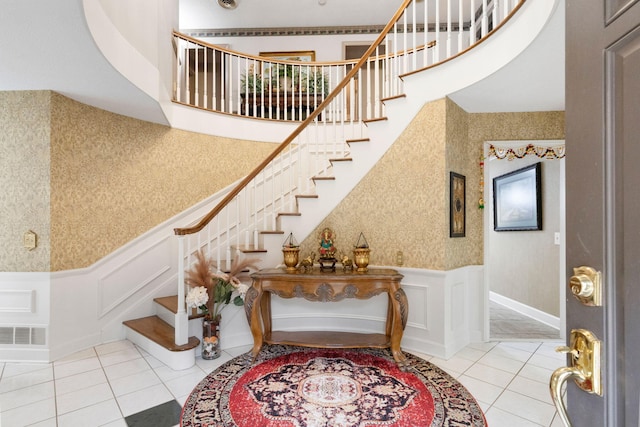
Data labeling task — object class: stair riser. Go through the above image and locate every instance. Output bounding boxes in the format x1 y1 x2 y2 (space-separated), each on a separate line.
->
125 328 196 370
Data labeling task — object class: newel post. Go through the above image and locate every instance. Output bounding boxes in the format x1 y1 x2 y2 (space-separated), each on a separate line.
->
175 235 189 346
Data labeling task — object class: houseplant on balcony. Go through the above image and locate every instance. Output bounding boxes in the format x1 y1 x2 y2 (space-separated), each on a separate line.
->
185 249 259 359
240 64 265 94
240 64 329 94
301 67 329 95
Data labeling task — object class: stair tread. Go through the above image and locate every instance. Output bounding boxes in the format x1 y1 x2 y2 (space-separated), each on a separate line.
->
296 194 319 199
382 94 406 102
277 212 302 216
363 117 388 124
154 295 203 318
123 316 200 351
330 158 352 162
346 138 370 143
260 230 285 234
312 176 335 180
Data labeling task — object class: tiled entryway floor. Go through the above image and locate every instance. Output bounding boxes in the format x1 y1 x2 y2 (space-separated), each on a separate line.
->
0 337 565 427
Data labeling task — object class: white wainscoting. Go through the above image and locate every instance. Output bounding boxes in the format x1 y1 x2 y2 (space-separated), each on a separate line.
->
0 273 51 362
209 265 487 360
1 263 485 363
0 182 485 363
397 265 486 359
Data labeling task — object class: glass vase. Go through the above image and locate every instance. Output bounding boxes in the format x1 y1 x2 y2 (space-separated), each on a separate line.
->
202 315 221 359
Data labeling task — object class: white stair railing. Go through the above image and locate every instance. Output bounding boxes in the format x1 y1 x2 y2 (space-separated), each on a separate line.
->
171 0 525 346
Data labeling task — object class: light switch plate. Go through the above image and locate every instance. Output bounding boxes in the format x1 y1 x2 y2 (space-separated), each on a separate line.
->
23 230 37 250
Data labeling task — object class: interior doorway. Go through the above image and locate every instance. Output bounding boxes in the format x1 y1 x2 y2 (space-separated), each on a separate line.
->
483 140 566 341
343 42 387 121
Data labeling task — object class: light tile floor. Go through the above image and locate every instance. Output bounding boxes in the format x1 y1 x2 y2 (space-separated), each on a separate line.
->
1 305 566 427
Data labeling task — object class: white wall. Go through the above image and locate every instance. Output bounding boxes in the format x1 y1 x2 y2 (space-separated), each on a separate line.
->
485 142 565 320
193 31 470 64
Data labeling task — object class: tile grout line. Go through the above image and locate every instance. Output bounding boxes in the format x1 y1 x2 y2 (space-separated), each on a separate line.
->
479 342 559 427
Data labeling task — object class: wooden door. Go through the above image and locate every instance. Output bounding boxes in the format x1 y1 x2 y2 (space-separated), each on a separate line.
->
564 0 640 425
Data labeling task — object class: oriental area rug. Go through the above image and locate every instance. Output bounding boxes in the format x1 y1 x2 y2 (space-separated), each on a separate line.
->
181 345 487 427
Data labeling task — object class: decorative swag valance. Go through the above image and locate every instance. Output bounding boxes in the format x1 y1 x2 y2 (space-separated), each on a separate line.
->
477 140 565 209
488 142 566 161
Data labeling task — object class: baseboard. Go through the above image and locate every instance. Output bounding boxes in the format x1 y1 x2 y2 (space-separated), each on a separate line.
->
490 291 560 330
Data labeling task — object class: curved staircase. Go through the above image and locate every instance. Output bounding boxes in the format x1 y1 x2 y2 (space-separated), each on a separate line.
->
118 0 563 370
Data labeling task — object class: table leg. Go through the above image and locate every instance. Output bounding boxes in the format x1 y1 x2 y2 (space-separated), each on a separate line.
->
389 287 409 370
260 292 272 337
244 285 264 360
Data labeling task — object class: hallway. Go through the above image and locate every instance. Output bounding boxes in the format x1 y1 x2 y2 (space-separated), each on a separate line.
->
490 301 561 341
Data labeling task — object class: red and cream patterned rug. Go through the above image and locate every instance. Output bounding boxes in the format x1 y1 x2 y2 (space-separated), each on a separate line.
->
181 345 486 427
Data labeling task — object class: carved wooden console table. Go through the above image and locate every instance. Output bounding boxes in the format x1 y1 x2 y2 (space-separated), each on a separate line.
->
244 268 409 369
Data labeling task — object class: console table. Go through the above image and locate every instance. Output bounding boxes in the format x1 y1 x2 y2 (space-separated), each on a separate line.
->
244 268 409 369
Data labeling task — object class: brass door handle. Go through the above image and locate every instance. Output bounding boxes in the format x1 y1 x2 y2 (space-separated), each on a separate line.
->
550 366 586 427
549 329 602 427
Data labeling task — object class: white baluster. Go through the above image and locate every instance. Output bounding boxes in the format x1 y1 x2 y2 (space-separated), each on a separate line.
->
435 0 440 62
447 0 452 58
175 235 188 346
482 0 488 38
470 0 476 45
458 0 463 53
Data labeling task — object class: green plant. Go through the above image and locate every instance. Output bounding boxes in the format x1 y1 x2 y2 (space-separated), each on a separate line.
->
240 69 264 94
302 68 329 95
240 64 330 94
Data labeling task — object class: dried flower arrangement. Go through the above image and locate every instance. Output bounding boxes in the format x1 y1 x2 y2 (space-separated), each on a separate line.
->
185 250 260 320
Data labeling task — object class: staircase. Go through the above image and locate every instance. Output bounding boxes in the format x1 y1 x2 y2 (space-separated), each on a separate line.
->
118 0 556 370
120 118 389 369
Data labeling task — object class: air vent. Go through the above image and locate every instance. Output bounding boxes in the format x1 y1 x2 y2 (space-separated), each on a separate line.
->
0 326 46 345
218 0 238 9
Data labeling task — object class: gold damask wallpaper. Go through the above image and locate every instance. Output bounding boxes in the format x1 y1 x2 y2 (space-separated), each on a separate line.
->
300 99 565 271
0 92 51 272
300 99 450 270
1 91 564 273
49 93 275 271
1 91 274 272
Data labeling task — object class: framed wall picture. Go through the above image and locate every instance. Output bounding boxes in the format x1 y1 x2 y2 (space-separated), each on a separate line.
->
450 172 466 238
493 162 542 231
259 51 316 62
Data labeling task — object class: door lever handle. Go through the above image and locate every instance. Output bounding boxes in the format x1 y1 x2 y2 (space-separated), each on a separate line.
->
549 329 602 427
550 366 585 427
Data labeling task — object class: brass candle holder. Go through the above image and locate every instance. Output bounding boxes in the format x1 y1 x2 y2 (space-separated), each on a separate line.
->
282 233 300 272
353 232 370 272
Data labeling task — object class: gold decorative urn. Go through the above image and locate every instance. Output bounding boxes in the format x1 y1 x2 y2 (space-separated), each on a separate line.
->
353 232 370 272
282 233 300 272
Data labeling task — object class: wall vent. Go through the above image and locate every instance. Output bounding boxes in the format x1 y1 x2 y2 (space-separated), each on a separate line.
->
0 327 46 345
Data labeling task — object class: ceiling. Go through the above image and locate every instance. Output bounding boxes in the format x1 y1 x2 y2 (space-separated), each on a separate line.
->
0 0 564 127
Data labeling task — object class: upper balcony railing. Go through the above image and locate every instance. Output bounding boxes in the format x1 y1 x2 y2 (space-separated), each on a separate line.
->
170 0 525 347
173 0 522 123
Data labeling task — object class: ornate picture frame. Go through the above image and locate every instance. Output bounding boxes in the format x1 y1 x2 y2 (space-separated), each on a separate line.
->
259 50 316 62
493 162 542 231
450 172 466 238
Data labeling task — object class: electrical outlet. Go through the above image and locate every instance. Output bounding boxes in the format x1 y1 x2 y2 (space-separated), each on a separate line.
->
554 232 561 246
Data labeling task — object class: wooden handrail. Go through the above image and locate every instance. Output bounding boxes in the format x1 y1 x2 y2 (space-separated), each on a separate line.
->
173 31 435 66
174 0 413 236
